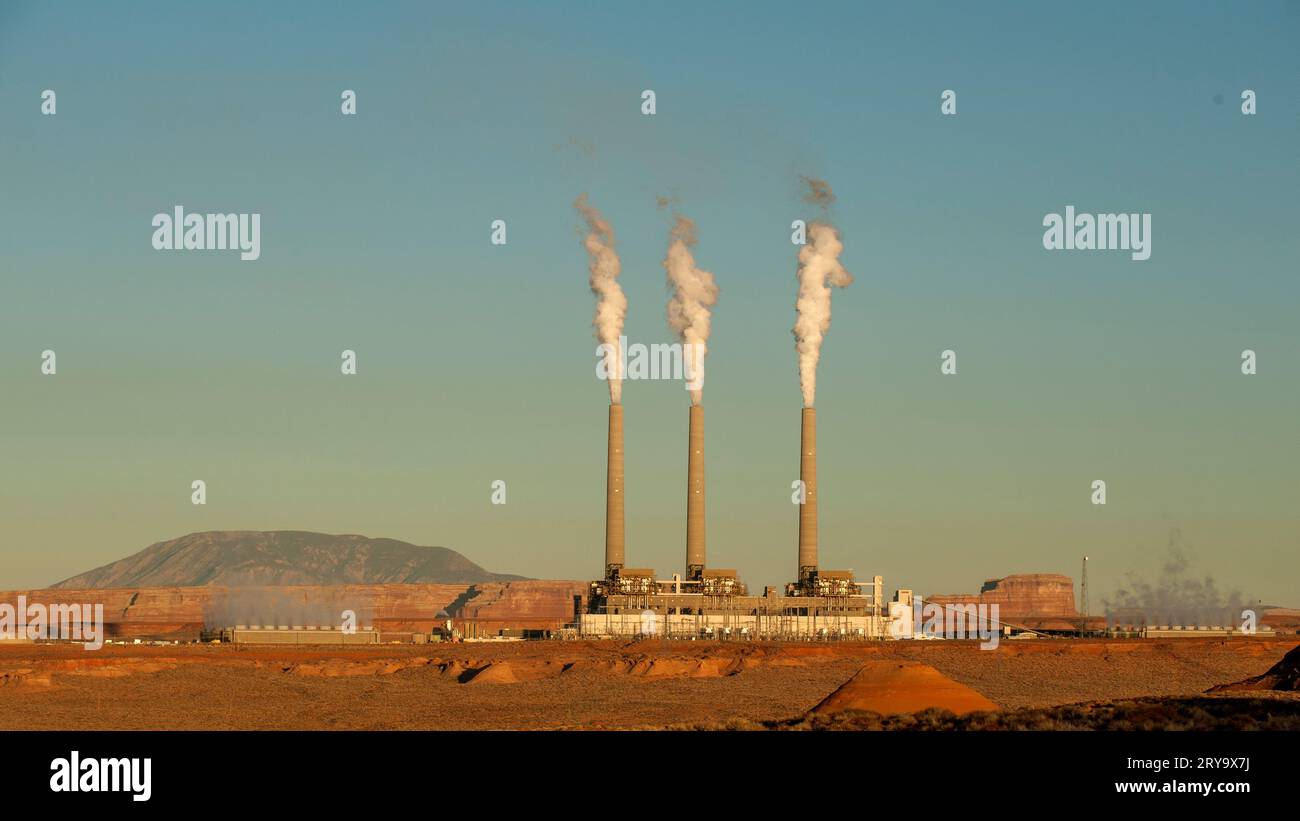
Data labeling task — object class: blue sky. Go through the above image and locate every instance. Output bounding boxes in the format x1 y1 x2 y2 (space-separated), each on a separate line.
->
1 1 1297 607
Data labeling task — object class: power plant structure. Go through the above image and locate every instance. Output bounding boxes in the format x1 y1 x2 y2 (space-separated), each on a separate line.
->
218 625 380 645
784 407 860 598
582 403 886 640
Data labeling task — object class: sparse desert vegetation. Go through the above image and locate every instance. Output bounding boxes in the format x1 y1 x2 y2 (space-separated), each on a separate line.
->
1 638 1295 730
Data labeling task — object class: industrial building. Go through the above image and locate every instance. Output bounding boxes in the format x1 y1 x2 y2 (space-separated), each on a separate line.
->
581 403 888 639
1112 625 1276 639
218 625 380 645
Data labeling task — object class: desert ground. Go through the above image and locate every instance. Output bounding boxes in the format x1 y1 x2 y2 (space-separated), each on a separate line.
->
1 637 1296 730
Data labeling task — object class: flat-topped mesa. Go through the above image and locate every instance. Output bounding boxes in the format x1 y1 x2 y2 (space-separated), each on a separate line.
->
978 574 1078 618
928 574 1079 620
0 584 478 641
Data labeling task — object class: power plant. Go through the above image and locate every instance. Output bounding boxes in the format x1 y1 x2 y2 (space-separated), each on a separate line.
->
784 407 860 598
577 192 885 639
581 401 886 639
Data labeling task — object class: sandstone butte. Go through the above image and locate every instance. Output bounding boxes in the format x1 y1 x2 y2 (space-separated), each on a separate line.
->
0 581 589 640
926 573 1090 631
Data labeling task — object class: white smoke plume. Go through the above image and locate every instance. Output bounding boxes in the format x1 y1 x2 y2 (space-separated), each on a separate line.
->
663 215 718 405
793 222 852 407
575 194 627 403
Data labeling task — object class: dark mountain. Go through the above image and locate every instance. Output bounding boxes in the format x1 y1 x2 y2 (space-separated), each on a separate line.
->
50 530 522 588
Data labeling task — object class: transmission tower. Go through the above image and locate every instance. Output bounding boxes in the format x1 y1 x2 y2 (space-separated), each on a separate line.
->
1081 555 1090 619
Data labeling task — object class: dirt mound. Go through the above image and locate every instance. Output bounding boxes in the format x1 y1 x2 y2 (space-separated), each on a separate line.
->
0 668 53 688
288 659 387 677
462 660 573 684
1210 645 1300 692
35 657 182 675
61 661 179 679
625 656 754 679
281 656 439 677
0 657 182 689
811 661 999 716
562 658 633 675
631 658 691 677
462 662 520 684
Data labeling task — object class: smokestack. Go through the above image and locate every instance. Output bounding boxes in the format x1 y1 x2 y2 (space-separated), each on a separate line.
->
798 407 817 582
686 404 705 580
605 403 625 575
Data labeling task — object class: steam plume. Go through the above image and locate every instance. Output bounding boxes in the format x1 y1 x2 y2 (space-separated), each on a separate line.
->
575 194 627 403
203 585 374 629
793 221 852 407
663 215 718 405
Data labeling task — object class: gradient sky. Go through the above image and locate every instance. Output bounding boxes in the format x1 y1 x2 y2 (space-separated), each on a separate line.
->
2 1 1297 607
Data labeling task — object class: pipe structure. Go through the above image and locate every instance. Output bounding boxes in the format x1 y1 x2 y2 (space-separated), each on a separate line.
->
686 404 705 580
605 403 625 576
798 407 817 582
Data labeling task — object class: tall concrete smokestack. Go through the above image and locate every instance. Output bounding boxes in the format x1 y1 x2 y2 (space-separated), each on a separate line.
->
686 404 705 580
798 407 817 582
605 403 625 576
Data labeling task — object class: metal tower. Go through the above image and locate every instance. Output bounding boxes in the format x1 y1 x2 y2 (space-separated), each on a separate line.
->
1081 556 1090 619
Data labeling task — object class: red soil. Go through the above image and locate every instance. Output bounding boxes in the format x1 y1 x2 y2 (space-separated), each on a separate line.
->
811 660 999 716
1210 644 1300 692
2 637 1295 730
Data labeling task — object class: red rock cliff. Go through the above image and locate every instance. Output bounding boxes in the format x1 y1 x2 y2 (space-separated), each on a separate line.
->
928 573 1078 620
